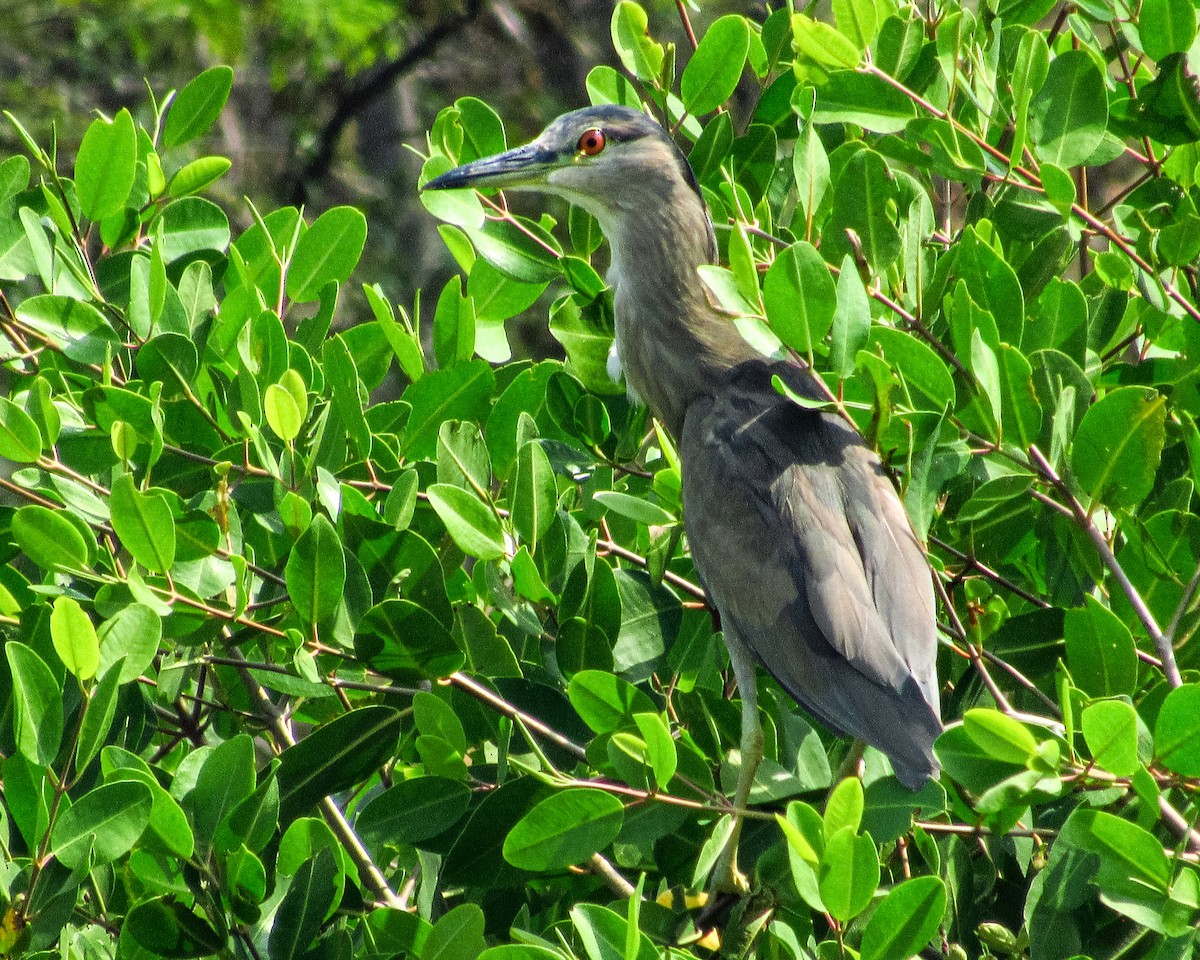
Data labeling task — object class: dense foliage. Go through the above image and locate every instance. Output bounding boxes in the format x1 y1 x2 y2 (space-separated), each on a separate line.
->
2 2 1200 959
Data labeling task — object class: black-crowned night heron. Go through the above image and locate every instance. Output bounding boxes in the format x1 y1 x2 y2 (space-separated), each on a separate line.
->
424 105 942 890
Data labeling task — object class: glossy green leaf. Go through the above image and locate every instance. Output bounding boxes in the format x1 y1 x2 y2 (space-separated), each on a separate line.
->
76 108 137 220
611 1 665 82
861 876 946 960
0 396 43 462
357 777 471 847
277 706 403 823
76 660 123 775
191 734 255 854
355 599 464 680
681 16 749 115
15 294 120 364
1072 386 1167 508
830 254 871 378
287 206 368 302
1064 597 1138 697
1081 700 1139 776
168 155 232 197
764 240 836 358
511 438 556 549
1029 50 1108 167
127 898 224 958
264 383 302 442
818 826 879 922
963 708 1039 764
110 472 176 573
285 513 346 625
503 787 624 871
97 602 161 684
6 641 64 765
159 196 230 260
424 904 486 960
12 503 91 572
568 669 657 734
50 595 100 681
1140 0 1197 60
164 66 234 147
268 849 340 960
52 779 152 868
811 70 916 133
1154 684 1200 776
427 482 505 560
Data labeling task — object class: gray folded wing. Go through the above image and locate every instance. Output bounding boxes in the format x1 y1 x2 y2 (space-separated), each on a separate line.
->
680 360 942 788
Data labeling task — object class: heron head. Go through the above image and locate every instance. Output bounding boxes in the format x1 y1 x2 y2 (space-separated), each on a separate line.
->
422 105 704 229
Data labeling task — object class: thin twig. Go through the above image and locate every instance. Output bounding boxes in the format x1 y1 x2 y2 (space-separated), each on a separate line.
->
1028 445 1182 687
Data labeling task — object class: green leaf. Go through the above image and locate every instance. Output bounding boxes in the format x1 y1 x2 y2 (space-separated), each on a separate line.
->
97 602 161 684
159 197 230 260
402 359 495 459
867 327 956 411
76 660 123 776
611 1 665 82
75 108 137 221
6 641 64 766
1081 700 1139 776
191 734 255 854
511 439 557 549
823 777 864 839
427 483 505 560
861 876 946 960
830 255 871 378
286 206 368 302
424 904 486 960
164 66 234 148
277 706 403 823
818 826 879 922
633 712 677 789
1154 684 1200 776
1072 386 1167 508
268 849 340 960
963 708 1039 764
52 779 152 868
833 0 881 48
463 216 561 284
681 16 749 115
591 490 674 526
791 14 862 73
1062 808 1172 897
763 240 836 359
265 383 302 442
167 155 232 197
11 504 90 572
0 396 44 462
110 472 177 573
1064 597 1138 697
568 669 658 734
811 70 916 133
503 787 624 871
50 596 100 682
285 513 346 625
15 294 120 364
826 147 902 274
1029 50 1108 167
1140 0 1197 60
127 898 224 958
355 599 464 681
356 777 471 847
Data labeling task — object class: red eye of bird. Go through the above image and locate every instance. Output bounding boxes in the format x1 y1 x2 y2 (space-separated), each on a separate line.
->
577 129 606 156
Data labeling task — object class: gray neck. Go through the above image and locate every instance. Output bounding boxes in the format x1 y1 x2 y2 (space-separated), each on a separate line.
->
592 187 757 438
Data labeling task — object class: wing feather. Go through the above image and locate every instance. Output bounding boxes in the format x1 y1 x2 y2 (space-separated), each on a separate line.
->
681 359 941 787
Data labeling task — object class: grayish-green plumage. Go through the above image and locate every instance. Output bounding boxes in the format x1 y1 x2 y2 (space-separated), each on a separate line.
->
425 105 942 888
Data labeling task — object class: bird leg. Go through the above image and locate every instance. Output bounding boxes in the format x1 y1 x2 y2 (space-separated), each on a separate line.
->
709 632 763 895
